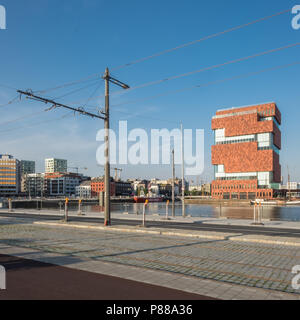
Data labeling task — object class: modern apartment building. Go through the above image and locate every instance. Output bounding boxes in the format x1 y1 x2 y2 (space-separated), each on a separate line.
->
44 172 82 196
0 155 21 196
20 160 35 175
45 158 67 173
23 173 46 197
211 102 281 200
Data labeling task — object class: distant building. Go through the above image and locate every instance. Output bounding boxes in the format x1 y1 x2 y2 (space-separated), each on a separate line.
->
189 183 211 195
286 182 300 190
279 182 300 199
45 158 67 173
202 183 211 195
189 185 202 192
20 160 35 175
211 102 281 200
91 177 115 197
75 181 91 198
130 179 149 195
23 173 45 197
0 155 21 196
115 181 133 196
44 172 82 196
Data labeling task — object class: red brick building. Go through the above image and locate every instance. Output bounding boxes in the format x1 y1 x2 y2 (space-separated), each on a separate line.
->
91 178 115 197
211 102 281 200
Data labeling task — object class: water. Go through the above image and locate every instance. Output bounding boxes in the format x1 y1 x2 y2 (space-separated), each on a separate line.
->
29 202 300 222
55 202 300 221
110 203 300 221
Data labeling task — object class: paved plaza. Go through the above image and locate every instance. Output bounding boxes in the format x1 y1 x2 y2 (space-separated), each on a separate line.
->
0 216 300 299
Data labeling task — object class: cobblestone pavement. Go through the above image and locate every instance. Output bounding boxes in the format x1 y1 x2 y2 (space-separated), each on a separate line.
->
0 217 300 295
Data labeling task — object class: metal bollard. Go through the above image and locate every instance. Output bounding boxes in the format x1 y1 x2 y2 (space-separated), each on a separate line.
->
166 200 170 219
253 202 257 224
8 198 12 213
64 197 69 222
258 202 264 225
78 199 82 216
142 200 148 227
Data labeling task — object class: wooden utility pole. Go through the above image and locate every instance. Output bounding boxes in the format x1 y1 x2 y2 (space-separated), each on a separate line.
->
17 70 130 227
104 68 111 226
103 68 130 225
181 123 185 217
171 149 175 218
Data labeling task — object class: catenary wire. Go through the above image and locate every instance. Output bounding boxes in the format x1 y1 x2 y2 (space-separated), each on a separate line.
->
0 95 20 108
110 60 300 107
32 8 290 95
52 79 102 100
65 41 300 105
0 112 74 134
111 8 290 71
0 110 50 126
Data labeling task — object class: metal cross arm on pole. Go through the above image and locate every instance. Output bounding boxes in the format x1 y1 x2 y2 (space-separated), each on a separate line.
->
17 68 129 228
17 90 106 120
102 75 130 90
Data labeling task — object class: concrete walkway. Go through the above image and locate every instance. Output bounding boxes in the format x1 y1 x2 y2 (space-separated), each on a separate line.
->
0 242 298 300
1 215 300 300
2 208 300 230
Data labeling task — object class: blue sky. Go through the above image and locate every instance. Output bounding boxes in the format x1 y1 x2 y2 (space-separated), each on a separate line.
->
0 0 299 183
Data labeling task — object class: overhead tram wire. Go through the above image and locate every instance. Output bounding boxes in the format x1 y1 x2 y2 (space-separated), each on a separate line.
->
52 79 102 100
112 109 180 125
109 41 300 97
110 61 300 125
34 73 101 95
81 81 104 111
62 41 300 107
0 109 50 126
30 8 289 96
0 95 21 108
111 60 300 108
111 8 290 71
0 83 18 91
0 112 73 135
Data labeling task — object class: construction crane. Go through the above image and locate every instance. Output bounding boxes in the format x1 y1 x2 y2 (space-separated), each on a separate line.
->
114 168 122 181
68 167 88 174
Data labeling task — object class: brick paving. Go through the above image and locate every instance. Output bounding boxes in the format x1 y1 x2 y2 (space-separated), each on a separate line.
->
0 216 300 297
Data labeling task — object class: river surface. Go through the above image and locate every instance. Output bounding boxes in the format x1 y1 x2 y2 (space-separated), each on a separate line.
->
19 202 300 222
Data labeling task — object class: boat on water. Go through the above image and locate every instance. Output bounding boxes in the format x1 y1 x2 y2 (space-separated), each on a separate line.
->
250 199 300 206
133 196 163 203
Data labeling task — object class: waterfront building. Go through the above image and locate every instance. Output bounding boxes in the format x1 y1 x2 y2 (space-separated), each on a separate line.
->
115 181 133 196
91 177 115 197
75 181 91 198
45 158 67 173
211 102 281 200
44 172 82 196
189 183 211 195
0 154 21 196
20 160 35 175
23 173 46 197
